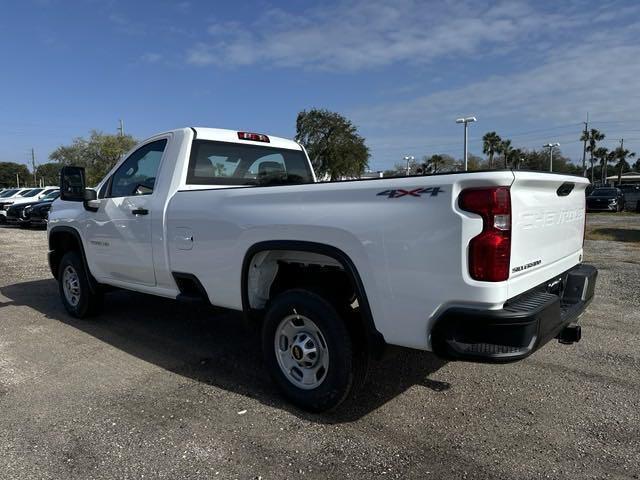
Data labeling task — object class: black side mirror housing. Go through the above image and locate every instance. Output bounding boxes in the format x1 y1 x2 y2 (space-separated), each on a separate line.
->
83 188 100 212
84 189 97 201
59 166 86 202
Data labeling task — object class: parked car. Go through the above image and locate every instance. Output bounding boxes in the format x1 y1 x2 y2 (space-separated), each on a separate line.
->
0 188 41 223
48 127 597 411
618 184 640 211
586 187 625 212
10 186 59 206
6 190 60 227
22 191 60 227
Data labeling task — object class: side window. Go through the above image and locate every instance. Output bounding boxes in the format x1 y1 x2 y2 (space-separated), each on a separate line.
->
108 139 167 198
97 180 109 199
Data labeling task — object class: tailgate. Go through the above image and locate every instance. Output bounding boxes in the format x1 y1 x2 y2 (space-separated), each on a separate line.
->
508 171 588 298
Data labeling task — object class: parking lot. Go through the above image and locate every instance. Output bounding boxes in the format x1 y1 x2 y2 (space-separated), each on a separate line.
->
0 214 638 480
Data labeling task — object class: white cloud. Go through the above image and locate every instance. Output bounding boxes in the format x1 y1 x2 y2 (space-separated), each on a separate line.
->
179 0 640 164
184 0 626 71
140 53 163 64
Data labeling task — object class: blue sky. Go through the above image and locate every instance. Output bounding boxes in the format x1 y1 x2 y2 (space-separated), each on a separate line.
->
2 0 640 172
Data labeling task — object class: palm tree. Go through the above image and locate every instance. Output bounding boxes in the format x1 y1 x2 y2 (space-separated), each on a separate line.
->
605 150 616 184
508 148 524 169
482 132 502 169
613 146 636 185
593 147 609 183
583 128 605 183
500 139 512 169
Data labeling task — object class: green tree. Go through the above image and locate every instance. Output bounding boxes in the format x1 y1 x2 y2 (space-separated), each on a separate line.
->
387 157 420 176
0 162 30 188
482 132 502 169
613 145 635 185
582 128 605 182
499 139 512 169
633 158 640 172
592 147 609 183
50 130 137 186
295 109 369 180
35 162 63 187
466 154 484 171
520 148 578 173
507 148 524 169
419 154 457 174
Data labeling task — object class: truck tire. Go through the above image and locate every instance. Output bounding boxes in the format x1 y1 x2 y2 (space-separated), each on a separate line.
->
262 289 355 412
58 251 103 318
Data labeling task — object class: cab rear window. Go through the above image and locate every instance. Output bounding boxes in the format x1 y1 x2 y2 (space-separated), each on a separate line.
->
187 140 313 186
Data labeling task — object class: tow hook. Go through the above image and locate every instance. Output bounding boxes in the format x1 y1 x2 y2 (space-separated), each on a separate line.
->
557 324 582 345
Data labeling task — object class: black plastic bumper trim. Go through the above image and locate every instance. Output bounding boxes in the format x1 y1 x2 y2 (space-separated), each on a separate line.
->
431 264 597 363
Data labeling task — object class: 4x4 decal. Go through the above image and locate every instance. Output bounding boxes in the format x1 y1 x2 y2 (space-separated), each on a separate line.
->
377 186 444 198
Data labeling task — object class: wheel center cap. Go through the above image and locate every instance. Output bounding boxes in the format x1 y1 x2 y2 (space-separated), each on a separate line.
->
292 345 303 360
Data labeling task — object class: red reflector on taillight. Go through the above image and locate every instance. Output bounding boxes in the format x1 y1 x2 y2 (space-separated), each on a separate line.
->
459 187 511 282
237 131 270 143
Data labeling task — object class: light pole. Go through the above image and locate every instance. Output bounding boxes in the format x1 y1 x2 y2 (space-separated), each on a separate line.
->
456 116 476 171
543 143 560 172
403 155 414 175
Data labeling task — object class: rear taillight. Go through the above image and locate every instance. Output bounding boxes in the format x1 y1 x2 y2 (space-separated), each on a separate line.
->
459 187 511 282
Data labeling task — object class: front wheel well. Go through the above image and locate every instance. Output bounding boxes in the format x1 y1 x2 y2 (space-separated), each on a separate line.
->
49 229 84 279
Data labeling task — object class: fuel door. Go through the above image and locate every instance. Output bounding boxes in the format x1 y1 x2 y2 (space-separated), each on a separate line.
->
173 227 194 251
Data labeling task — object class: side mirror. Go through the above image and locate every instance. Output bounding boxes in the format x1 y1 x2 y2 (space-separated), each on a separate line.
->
59 166 86 202
84 189 97 201
83 188 101 212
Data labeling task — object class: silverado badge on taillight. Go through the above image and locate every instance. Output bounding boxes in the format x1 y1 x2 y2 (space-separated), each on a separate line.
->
459 187 511 282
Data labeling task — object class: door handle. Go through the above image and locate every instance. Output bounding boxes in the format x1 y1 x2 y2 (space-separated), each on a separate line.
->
131 208 149 215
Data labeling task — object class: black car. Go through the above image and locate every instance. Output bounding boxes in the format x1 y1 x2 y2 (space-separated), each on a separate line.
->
6 191 59 227
586 187 625 212
619 184 640 212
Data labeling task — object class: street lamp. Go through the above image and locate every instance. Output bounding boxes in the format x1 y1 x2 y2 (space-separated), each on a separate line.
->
543 143 560 172
403 155 414 175
456 116 477 171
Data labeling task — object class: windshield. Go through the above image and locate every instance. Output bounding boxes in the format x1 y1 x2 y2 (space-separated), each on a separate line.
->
21 188 44 197
0 189 19 197
187 140 314 186
41 191 60 200
591 189 617 196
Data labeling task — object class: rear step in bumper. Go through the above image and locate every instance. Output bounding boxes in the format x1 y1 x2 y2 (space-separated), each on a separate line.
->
431 264 597 363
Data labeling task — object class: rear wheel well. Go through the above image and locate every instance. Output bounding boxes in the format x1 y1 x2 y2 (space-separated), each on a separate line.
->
242 243 386 357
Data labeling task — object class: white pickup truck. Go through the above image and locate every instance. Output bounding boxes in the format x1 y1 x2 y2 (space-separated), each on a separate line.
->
48 127 597 411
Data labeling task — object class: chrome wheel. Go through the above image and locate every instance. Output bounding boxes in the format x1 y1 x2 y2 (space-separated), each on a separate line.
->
274 313 329 390
62 265 81 307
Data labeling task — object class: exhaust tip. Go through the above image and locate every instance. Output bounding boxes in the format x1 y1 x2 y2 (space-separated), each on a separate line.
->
557 324 582 345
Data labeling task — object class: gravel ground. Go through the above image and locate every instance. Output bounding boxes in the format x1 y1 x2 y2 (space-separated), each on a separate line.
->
0 214 639 480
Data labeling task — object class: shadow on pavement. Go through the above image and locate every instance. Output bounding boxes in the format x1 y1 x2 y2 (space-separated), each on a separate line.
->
0 279 449 423
590 227 640 243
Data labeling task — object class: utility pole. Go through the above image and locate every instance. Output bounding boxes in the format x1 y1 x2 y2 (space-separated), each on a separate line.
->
581 113 588 177
16 173 20 188
31 148 37 187
456 116 477 171
615 138 624 185
117 119 124 136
